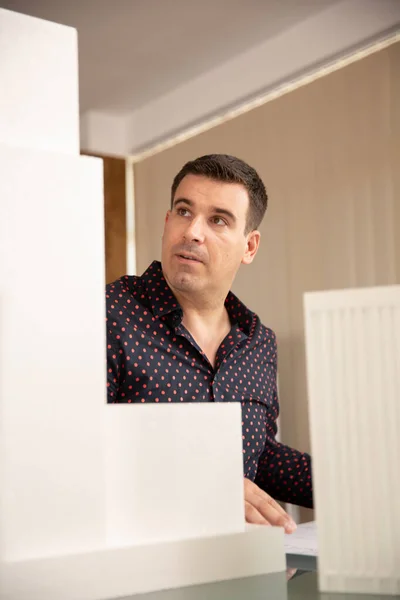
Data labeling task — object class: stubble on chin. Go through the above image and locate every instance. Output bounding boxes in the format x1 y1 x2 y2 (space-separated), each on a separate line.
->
163 259 204 294
171 272 198 292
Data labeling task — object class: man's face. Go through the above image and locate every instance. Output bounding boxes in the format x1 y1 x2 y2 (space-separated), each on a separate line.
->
161 174 260 298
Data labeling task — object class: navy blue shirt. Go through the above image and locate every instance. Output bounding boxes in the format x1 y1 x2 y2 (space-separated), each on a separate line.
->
106 261 313 508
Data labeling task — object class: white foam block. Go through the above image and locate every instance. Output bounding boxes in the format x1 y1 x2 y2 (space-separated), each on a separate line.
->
0 145 106 561
104 403 246 545
0 8 79 154
1 524 286 600
304 286 400 596
0 13 286 598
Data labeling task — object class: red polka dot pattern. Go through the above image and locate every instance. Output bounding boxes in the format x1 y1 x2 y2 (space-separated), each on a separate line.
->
106 261 313 508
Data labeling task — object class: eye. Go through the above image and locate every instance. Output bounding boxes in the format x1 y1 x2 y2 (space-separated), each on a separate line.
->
211 216 227 226
177 207 190 217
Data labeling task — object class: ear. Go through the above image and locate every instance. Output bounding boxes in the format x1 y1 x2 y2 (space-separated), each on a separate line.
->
165 209 171 223
241 230 260 265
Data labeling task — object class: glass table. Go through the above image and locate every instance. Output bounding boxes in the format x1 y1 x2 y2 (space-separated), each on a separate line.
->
117 563 400 600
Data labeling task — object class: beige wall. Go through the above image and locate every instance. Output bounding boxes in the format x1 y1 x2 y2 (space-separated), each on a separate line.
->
134 42 400 458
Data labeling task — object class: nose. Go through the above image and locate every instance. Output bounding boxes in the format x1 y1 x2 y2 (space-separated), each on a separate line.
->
184 216 206 243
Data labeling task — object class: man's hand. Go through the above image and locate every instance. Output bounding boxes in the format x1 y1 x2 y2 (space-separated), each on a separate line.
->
244 478 297 534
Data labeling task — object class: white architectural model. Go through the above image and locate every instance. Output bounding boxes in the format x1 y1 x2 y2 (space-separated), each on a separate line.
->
0 9 285 599
304 286 400 596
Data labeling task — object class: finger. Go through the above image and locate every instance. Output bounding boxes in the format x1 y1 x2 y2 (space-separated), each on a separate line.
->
286 568 298 581
244 501 271 525
263 495 297 530
244 478 289 519
248 492 296 533
248 481 297 530
243 479 297 533
251 483 291 520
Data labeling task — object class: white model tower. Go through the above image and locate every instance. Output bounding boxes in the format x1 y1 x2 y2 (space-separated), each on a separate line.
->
0 9 285 599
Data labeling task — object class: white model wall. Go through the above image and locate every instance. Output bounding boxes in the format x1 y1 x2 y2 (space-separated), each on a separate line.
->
304 286 400 595
0 7 107 561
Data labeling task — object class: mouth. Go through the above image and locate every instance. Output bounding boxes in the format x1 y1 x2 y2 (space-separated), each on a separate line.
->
176 253 203 264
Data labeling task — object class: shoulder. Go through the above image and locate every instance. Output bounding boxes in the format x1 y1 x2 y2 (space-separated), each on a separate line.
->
106 274 143 295
258 321 277 349
106 274 146 314
227 290 277 348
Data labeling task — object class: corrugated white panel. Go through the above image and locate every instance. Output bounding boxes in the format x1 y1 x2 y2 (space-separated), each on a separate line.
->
304 286 400 595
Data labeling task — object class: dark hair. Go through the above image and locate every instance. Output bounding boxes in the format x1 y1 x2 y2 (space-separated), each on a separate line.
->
170 154 268 233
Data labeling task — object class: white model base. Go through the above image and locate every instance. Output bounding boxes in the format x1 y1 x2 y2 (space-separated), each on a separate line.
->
1 525 285 600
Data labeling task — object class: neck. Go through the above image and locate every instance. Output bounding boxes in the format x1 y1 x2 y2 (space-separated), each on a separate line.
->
182 299 229 332
178 293 232 369
171 286 228 324
170 287 232 368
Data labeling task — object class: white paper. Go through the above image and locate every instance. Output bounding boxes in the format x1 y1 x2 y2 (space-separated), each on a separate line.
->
284 521 317 556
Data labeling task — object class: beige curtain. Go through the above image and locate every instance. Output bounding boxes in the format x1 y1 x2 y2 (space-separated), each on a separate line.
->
133 42 400 472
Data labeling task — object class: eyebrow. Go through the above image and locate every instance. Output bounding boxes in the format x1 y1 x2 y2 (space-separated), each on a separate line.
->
173 197 237 222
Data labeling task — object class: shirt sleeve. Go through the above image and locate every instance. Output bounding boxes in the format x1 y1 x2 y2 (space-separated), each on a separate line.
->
107 339 121 403
254 331 313 509
254 418 314 509
106 302 123 403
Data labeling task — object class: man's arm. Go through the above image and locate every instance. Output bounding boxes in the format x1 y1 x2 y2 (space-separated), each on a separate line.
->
106 308 122 402
254 416 313 509
254 329 313 509
107 339 121 402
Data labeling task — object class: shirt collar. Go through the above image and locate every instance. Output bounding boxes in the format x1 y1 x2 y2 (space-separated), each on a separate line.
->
141 261 255 336
224 290 254 337
141 261 181 320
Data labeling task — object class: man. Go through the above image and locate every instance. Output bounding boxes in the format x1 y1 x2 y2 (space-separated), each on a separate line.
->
107 154 313 534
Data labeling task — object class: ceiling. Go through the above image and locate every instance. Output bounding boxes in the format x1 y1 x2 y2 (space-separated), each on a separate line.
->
1 0 340 113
